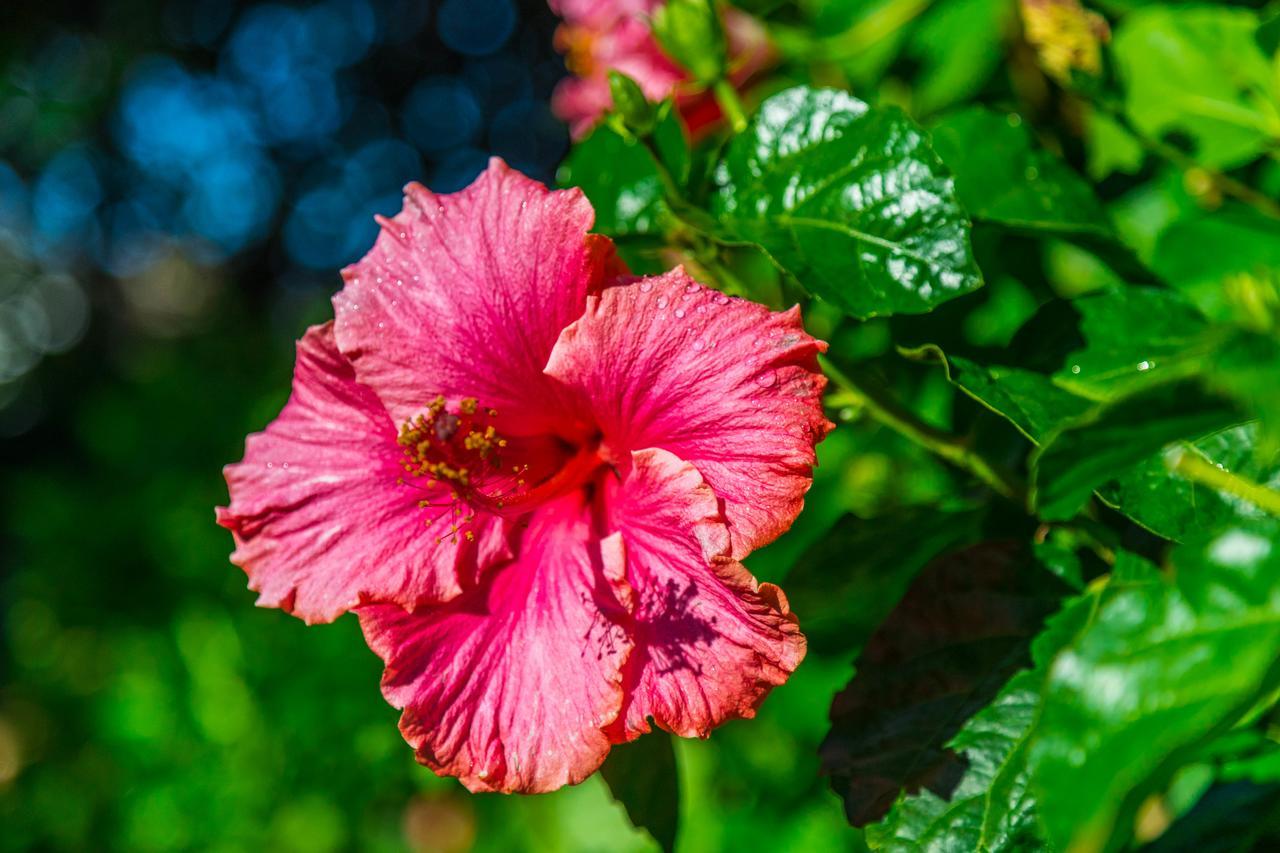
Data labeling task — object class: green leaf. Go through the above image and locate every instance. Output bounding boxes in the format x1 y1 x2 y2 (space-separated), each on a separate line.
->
821 542 1069 826
905 0 1013 116
600 732 680 852
1037 287 1213 403
865 553 1161 851
1205 331 1280 453
558 103 688 239
1152 206 1280 322
930 107 1112 239
941 353 1092 442
1029 522 1280 853
1098 424 1280 541
713 86 982 319
864 669 1047 852
924 288 1213 412
1031 380 1244 521
1112 6 1279 169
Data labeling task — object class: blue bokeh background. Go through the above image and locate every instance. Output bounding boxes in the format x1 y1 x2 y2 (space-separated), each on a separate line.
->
0 0 568 433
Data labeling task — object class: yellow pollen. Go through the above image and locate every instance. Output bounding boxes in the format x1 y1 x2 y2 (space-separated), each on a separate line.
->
396 397 534 538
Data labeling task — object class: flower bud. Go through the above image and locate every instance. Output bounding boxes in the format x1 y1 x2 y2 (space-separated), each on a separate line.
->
1020 0 1110 85
607 71 658 137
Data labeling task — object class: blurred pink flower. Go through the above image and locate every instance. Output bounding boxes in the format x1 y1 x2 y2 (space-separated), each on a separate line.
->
550 0 773 138
218 160 828 793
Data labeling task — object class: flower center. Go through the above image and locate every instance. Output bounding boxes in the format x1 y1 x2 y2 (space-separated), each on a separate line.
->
397 396 605 542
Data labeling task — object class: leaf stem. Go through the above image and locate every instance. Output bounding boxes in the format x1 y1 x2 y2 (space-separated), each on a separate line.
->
638 135 685 203
712 78 748 134
821 355 1027 503
1167 445 1280 518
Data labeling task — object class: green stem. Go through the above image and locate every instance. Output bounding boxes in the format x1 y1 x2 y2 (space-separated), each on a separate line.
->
821 355 1027 503
712 78 748 134
1167 445 1280 517
1092 97 1280 221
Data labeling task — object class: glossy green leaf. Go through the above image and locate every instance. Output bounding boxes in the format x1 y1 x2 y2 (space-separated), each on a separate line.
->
1113 6 1280 169
821 542 1068 826
713 86 982 319
865 553 1159 851
940 352 1092 442
1099 424 1280 541
1039 287 1213 403
930 107 1112 238
600 732 680 852
864 669 1047 852
1029 522 1280 853
1031 380 1244 520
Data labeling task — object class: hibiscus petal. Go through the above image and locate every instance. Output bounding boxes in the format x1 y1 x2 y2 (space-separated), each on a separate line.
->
545 268 832 557
607 447 806 739
359 491 633 793
217 322 509 624
332 158 623 438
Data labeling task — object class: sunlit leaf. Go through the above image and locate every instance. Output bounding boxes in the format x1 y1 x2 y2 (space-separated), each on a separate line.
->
713 86 982 319
1029 521 1280 853
1113 5 1279 169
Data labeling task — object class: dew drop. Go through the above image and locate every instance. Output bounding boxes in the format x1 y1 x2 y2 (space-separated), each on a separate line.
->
713 294 730 305
692 339 705 352
674 308 686 319
639 281 653 293
282 462 289 469
266 462 274 469
1070 364 1082 374
656 295 669 309
755 371 777 388
684 283 699 293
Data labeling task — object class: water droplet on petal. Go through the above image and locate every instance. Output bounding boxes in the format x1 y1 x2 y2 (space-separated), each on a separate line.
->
692 339 705 351
639 281 653 293
684 283 699 293
714 294 730 305
656 295 669 309
755 371 777 388
674 308 685 319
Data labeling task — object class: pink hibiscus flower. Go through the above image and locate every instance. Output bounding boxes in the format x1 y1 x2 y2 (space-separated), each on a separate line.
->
217 160 829 793
550 0 773 138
